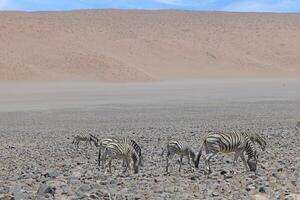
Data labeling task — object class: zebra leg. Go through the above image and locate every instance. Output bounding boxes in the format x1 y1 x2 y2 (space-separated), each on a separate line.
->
166 155 170 173
230 151 241 173
166 150 172 173
139 155 143 167
179 155 183 172
188 154 192 170
240 153 249 171
108 159 112 173
98 146 102 167
123 158 130 173
233 152 240 166
101 150 107 170
122 158 126 167
205 152 217 174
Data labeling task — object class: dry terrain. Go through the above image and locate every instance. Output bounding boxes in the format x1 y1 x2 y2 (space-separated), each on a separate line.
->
0 79 299 199
0 10 300 81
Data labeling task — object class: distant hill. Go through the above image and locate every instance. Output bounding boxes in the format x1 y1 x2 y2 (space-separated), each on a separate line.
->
0 10 299 81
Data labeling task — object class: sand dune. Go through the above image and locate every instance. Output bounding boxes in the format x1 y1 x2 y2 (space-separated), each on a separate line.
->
0 10 300 81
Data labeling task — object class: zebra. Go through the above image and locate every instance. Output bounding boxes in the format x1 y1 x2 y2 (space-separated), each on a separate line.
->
101 139 140 173
72 133 99 148
208 129 267 151
195 130 258 174
295 120 300 131
161 140 196 173
98 137 143 168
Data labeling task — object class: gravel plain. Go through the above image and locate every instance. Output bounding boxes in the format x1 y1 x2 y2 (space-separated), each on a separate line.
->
0 79 300 200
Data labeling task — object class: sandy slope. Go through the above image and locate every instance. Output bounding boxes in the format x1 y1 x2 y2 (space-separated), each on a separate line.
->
0 10 300 81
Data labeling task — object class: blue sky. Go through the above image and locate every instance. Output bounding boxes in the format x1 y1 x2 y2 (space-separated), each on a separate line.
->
0 0 300 12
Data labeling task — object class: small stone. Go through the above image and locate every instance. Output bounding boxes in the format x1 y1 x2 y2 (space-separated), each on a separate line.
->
224 175 233 179
78 184 92 192
220 170 227 175
246 184 256 192
43 171 59 178
259 187 266 193
211 191 219 197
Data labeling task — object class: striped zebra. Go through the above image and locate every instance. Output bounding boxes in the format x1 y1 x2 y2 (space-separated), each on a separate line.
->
195 130 258 174
162 140 196 173
72 133 99 148
98 137 142 168
295 120 300 131
101 139 140 173
208 129 267 151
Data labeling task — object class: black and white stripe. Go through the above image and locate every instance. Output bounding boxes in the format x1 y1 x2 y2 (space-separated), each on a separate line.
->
241 131 267 151
162 140 196 173
101 139 140 173
195 130 258 174
98 137 143 168
72 133 99 148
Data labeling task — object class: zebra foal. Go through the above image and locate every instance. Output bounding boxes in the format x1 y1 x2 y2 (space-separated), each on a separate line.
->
72 133 99 148
101 139 140 173
98 137 143 168
162 140 196 173
195 130 258 174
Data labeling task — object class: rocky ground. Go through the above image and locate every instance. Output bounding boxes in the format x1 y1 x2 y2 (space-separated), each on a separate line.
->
0 80 300 199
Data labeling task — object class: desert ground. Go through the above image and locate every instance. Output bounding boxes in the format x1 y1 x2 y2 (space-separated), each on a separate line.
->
0 78 299 199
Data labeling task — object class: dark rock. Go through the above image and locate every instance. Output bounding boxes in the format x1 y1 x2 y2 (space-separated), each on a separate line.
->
37 184 56 197
277 168 283 172
220 170 227 175
259 187 266 193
